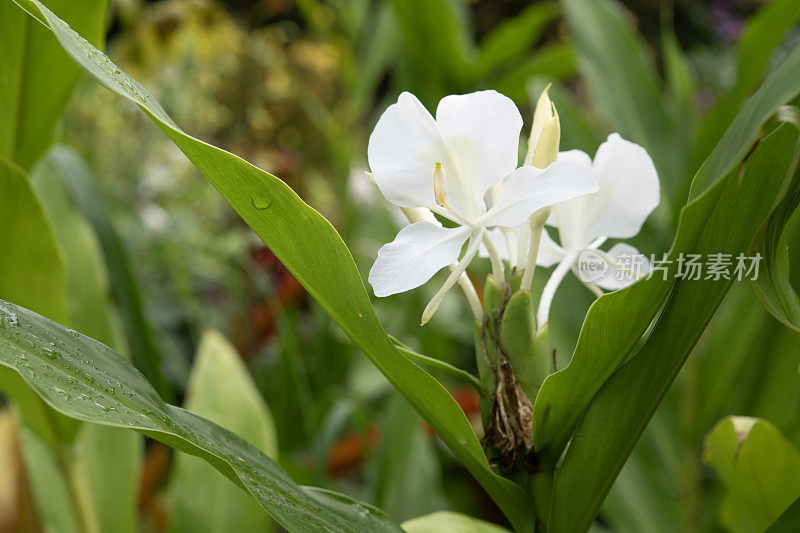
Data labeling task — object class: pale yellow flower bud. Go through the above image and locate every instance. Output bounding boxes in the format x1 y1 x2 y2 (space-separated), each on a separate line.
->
433 161 448 206
525 85 561 169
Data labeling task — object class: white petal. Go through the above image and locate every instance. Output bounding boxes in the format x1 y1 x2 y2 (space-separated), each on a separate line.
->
368 222 470 296
552 134 660 247
367 92 446 209
591 134 660 239
435 91 523 218
479 161 599 228
594 243 650 290
535 229 564 267
557 149 592 167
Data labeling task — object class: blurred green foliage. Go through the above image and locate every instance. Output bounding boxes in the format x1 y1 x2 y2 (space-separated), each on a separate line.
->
2 0 799 530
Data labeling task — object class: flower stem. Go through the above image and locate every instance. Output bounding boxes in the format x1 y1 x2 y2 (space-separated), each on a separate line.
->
521 208 550 291
536 251 576 329
456 272 483 322
481 232 505 282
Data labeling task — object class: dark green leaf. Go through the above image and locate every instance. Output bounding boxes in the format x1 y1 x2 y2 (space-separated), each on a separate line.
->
533 41 800 467
750 108 800 335
548 123 800 532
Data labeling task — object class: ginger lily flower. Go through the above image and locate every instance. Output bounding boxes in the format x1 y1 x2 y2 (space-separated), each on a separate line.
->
535 133 660 327
366 90 598 323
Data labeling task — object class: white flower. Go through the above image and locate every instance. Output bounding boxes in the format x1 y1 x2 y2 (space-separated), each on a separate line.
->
535 133 660 326
366 90 598 322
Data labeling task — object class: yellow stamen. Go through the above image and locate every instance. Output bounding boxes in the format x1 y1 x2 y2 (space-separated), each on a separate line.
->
433 162 448 206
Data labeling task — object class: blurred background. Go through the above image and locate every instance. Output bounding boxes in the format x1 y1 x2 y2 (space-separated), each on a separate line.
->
2 0 799 531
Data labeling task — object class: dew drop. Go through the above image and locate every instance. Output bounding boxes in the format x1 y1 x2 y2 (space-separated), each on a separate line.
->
250 195 273 210
42 342 58 360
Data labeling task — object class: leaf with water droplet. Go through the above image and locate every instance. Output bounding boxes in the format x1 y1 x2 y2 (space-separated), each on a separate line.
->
0 297 399 532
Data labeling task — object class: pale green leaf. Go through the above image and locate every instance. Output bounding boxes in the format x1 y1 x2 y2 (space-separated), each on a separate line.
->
704 417 800 533
170 330 277 533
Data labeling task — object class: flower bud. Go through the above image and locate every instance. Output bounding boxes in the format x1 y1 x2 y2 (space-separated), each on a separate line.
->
433 161 448 206
525 85 561 169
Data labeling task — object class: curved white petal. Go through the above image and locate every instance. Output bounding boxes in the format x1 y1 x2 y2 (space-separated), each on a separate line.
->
435 91 523 218
552 134 660 247
535 229 564 267
368 222 471 296
591 134 660 239
593 243 650 290
367 92 446 209
479 161 599 228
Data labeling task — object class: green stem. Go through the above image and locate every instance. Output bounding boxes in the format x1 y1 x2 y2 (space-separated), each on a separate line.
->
529 469 554 532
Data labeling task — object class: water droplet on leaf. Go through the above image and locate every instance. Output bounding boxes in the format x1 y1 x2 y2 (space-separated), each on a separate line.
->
251 195 272 210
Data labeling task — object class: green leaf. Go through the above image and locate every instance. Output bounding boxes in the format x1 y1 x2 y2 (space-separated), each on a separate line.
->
533 40 800 467
704 417 800 533
0 298 399 532
0 156 66 323
401 511 511 533
29 147 116 346
0 0 107 169
73 422 142 533
750 108 800 335
560 0 680 204
170 330 277 533
548 123 800 532
8 1 533 527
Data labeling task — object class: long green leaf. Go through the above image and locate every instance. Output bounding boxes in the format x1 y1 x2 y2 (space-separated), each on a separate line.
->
8 1 533 528
0 299 399 532
170 330 277 533
533 41 800 465
0 0 107 169
750 109 800 335
548 123 800 532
